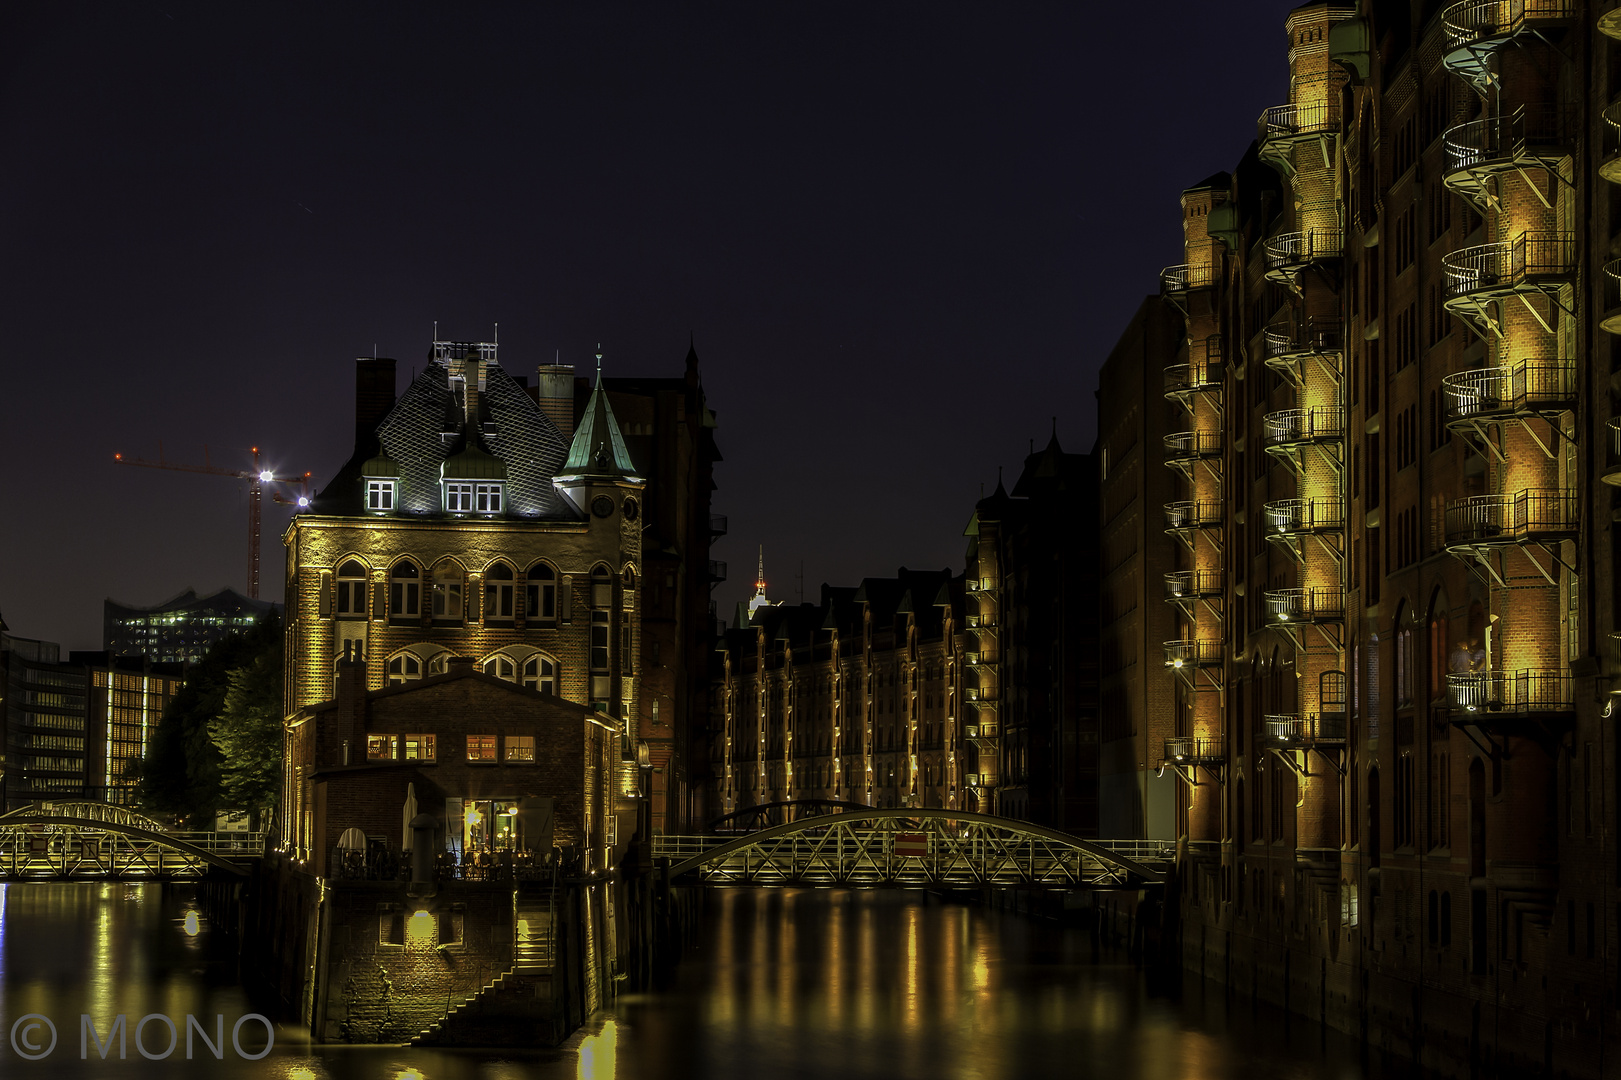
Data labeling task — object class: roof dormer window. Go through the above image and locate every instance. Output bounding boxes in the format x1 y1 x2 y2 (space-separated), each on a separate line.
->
367 480 395 512
475 483 502 514
445 482 473 513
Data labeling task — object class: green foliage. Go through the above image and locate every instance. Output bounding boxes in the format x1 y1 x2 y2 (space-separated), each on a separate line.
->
135 614 282 827
210 635 285 815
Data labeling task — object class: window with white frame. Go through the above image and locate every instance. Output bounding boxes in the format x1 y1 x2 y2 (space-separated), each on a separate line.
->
523 655 557 694
475 483 503 514
389 561 420 618
431 564 463 620
485 563 515 621
367 480 395 511
445 482 473 513
336 560 367 617
484 655 516 681
386 653 421 685
525 563 556 621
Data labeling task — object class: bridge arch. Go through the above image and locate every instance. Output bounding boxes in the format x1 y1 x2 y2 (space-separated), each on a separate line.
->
0 802 252 877
664 807 1167 888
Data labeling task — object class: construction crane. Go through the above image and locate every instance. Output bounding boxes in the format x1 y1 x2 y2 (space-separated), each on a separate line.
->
113 444 313 600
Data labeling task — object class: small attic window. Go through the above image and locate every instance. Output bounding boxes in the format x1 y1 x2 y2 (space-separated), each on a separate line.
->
445 482 473 513
368 480 395 512
475 482 502 514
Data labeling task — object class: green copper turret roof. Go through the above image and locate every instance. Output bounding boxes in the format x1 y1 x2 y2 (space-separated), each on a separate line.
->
560 374 640 480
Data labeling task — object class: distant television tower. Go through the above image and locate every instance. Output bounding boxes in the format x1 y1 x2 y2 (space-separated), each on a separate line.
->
748 545 772 615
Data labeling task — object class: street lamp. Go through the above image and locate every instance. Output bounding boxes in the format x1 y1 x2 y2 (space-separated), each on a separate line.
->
636 740 652 853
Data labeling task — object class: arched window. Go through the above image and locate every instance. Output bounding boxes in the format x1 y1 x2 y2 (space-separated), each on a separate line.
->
485 563 515 621
386 651 422 685
623 565 637 592
523 655 557 694
483 655 516 682
336 560 367 618
1394 603 1414 708
390 561 420 619
426 652 449 676
525 563 557 622
1428 589 1450 699
432 563 464 621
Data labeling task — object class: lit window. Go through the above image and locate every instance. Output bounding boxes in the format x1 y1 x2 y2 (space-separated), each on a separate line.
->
386 654 421 685
506 735 535 762
367 735 396 760
485 563 515 620
367 480 395 511
466 735 497 762
446 482 473 513
523 655 557 694
525 563 556 621
475 483 502 514
390 561 420 618
336 560 367 618
402 734 436 760
431 565 463 620
484 656 516 681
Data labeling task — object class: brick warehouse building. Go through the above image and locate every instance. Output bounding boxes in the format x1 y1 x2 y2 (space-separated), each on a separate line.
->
1116 2 1621 1074
711 434 1100 835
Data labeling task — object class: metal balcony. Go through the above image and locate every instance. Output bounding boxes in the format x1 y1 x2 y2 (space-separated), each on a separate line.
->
1261 714 1348 746
707 559 728 582
1163 339 1224 401
1442 234 1573 334
1164 569 1224 602
1447 669 1574 718
1264 497 1345 538
1163 500 1223 533
1258 101 1340 144
1264 229 1343 283
964 772 999 790
1163 430 1222 463
1443 104 1569 208
1440 360 1577 426
1264 316 1343 377
1443 490 1578 549
1164 736 1225 765
1604 1 1621 40
1265 587 1345 625
1603 417 1621 486
1263 407 1346 451
1163 639 1222 669
1442 0 1573 94
1160 259 1218 296
1603 260 1621 335
709 514 729 537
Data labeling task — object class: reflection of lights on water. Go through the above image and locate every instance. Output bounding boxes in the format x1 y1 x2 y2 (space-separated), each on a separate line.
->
394 1069 424 1080
577 1019 617 1080
285 1067 320 1080
183 911 200 936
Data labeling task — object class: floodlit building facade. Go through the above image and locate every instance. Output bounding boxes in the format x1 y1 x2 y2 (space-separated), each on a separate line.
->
1127 2 1621 1073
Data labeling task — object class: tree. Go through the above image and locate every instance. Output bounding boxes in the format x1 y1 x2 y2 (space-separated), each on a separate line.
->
136 614 282 827
210 635 285 819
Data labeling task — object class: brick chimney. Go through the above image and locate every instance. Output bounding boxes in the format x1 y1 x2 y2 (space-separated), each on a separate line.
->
535 364 575 441
447 655 477 677
330 641 369 766
354 358 397 447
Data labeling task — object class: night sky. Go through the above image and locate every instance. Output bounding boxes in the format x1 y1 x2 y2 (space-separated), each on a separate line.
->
2 3 1285 651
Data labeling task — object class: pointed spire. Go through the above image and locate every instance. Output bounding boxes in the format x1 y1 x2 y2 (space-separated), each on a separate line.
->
748 545 773 615
557 347 640 480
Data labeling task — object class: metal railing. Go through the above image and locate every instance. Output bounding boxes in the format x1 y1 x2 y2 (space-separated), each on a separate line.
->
709 514 728 536
1258 101 1341 143
1160 261 1219 293
1265 586 1345 623
1265 229 1344 273
1442 0 1573 48
1164 736 1225 763
1443 104 1567 173
1264 315 1343 362
1163 639 1223 668
1447 669 1574 714
1164 569 1224 601
1440 360 1576 421
1163 500 1224 531
1163 430 1222 460
708 559 727 582
1607 417 1621 474
1264 407 1346 447
1261 714 1348 744
1443 490 1578 545
1443 232 1574 299
1163 359 1224 397
1264 497 1345 534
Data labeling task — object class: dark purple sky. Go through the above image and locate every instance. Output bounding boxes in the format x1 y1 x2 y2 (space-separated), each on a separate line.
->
1 3 1287 651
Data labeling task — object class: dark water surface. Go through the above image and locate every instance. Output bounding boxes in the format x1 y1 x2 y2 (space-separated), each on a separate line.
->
0 882 1378 1079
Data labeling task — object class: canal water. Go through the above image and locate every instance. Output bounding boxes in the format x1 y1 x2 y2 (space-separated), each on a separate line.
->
0 882 1393 1079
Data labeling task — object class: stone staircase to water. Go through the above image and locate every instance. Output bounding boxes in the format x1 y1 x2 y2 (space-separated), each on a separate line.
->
411 899 559 1047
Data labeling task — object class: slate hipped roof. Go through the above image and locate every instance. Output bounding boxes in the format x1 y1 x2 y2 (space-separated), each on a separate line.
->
311 347 588 518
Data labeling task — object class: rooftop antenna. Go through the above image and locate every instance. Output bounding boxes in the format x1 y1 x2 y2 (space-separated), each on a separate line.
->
433 320 438 342
595 343 603 382
494 322 499 346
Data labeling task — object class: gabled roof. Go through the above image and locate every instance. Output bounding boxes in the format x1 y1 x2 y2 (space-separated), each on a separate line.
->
559 375 640 481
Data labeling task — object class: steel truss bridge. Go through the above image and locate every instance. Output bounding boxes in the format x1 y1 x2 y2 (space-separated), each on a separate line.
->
652 808 1171 889
0 802 263 880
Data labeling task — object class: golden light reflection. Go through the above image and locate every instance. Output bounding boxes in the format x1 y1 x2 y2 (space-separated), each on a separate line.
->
778 890 796 1027
406 910 434 943
856 899 875 1030
280 1064 323 1080
576 1018 618 1080
394 1069 424 1080
826 892 843 1026
903 903 920 1031
183 911 200 936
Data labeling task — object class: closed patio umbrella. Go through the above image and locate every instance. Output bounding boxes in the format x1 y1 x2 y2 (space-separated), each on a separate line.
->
402 783 418 852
